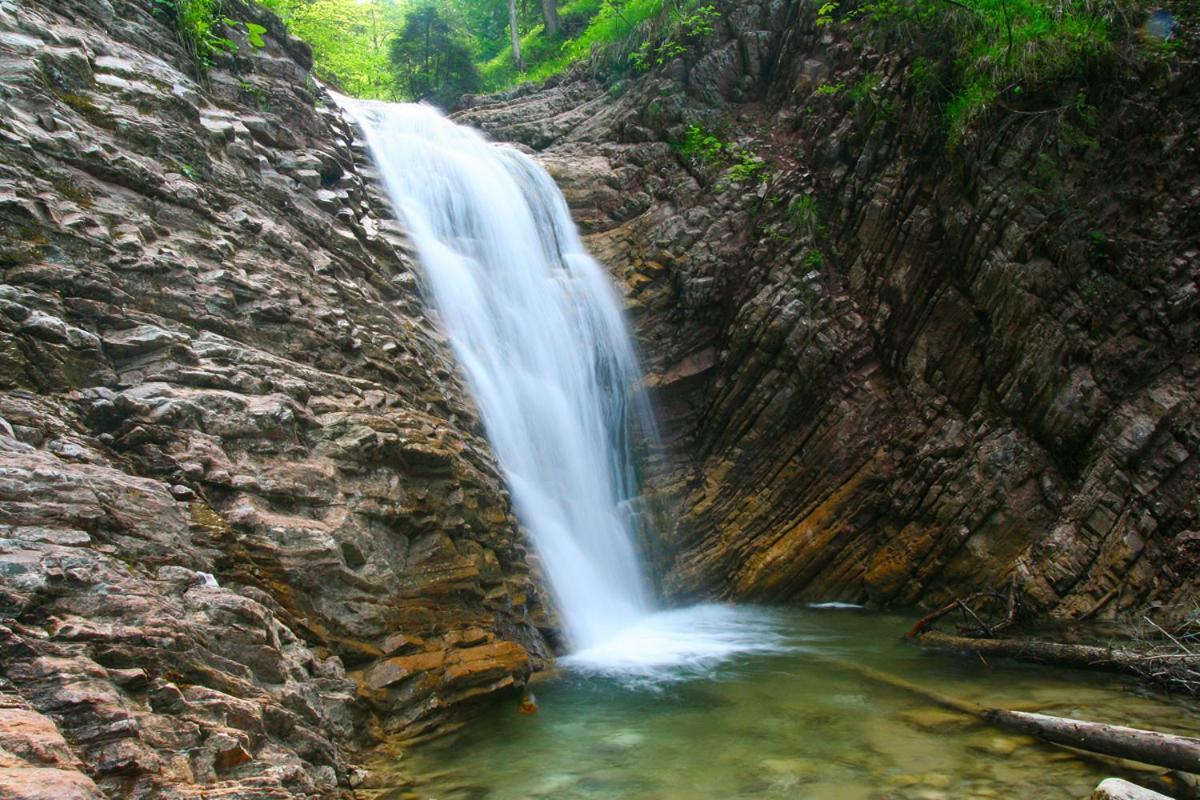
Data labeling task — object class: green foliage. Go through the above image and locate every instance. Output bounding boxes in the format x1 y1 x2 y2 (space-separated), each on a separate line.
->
245 21 268 47
268 0 407 99
673 123 726 164
815 82 842 95
851 0 1118 146
846 72 879 104
816 1 838 27
389 3 480 106
153 0 276 76
805 249 825 268
726 152 767 184
629 3 718 70
673 124 772 189
255 0 721 102
153 0 237 75
787 194 820 236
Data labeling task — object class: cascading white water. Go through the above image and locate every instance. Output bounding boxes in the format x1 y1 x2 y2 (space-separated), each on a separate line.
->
344 100 788 676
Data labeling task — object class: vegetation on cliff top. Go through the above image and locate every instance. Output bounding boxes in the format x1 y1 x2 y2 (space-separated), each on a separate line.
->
158 0 1177 129
200 0 722 103
846 0 1127 144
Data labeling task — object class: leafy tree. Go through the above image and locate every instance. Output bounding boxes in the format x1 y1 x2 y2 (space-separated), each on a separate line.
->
389 2 481 107
268 0 407 99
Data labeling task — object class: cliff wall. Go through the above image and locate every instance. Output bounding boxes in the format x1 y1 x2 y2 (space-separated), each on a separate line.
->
459 0 1198 622
0 1 554 796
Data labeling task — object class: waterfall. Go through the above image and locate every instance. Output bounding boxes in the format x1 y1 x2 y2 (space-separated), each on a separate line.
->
344 100 787 677
344 101 653 650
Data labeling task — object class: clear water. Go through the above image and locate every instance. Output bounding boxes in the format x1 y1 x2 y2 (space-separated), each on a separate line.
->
382 609 1198 800
342 102 1197 799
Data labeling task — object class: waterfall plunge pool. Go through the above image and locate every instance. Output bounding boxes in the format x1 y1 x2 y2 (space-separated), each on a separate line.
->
377 608 1197 800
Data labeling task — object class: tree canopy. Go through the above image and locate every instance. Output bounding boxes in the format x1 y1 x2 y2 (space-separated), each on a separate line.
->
256 0 706 106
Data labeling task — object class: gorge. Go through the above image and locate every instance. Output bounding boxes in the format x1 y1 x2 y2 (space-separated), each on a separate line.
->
0 0 1196 798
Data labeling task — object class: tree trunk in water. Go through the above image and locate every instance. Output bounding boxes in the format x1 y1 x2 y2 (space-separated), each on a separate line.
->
508 0 523 71
541 0 559 36
824 656 1200 775
982 710 1200 775
915 631 1200 678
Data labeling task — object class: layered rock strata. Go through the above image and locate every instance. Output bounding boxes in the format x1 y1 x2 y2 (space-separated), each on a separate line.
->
0 0 553 796
460 0 1199 621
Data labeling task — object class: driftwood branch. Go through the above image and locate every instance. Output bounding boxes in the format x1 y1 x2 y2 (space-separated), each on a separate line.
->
904 583 1019 639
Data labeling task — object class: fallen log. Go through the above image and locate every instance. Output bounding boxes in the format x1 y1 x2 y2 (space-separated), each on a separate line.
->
825 656 1200 776
915 631 1200 677
984 709 1200 775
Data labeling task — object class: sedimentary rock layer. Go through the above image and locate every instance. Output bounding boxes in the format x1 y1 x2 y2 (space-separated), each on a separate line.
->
0 1 553 796
459 0 1199 620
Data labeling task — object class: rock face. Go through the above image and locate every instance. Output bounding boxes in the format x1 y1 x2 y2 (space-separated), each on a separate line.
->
459 0 1199 620
0 0 554 796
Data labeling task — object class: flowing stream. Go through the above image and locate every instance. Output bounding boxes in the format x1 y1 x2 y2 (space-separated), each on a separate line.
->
345 100 786 674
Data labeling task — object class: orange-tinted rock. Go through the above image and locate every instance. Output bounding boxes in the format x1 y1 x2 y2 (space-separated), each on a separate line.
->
442 642 531 689
0 767 104 800
0 709 78 767
363 651 448 691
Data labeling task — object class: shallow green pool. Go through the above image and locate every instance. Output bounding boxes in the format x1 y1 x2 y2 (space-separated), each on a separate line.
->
382 608 1197 800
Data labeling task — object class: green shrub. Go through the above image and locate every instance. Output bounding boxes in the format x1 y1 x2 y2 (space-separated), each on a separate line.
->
673 123 727 164
851 0 1119 145
726 152 767 184
153 0 267 77
787 194 820 235
673 124 772 190
153 0 235 74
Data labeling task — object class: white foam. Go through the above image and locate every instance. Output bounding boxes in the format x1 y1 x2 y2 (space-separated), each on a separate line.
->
562 604 793 683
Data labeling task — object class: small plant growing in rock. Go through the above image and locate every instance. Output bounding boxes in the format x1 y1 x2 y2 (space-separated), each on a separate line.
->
787 194 820 236
727 152 767 185
153 0 267 78
673 123 726 165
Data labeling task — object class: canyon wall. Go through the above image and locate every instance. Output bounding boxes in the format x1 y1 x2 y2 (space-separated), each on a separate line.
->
459 0 1198 621
0 1 555 797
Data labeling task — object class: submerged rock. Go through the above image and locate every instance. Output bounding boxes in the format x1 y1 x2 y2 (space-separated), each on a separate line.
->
1091 778 1172 799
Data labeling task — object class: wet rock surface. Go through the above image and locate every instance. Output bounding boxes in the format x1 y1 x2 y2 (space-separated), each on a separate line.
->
0 0 554 796
458 0 1199 620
